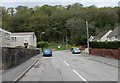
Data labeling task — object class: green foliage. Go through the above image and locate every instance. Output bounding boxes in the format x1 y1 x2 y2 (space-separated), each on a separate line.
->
15 46 24 48
1 4 119 45
37 41 49 48
46 43 72 50
90 41 120 49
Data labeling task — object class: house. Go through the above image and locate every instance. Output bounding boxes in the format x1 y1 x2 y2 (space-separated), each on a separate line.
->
92 30 112 41
0 28 11 47
107 27 120 41
89 36 95 41
10 32 37 49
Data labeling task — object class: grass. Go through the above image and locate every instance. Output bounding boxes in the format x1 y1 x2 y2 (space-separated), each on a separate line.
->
46 43 72 51
54 48 67 51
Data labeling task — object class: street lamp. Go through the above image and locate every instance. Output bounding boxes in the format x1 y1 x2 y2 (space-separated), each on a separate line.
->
86 21 89 53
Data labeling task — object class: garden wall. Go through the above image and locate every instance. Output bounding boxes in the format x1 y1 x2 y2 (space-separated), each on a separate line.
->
2 47 40 69
89 48 120 60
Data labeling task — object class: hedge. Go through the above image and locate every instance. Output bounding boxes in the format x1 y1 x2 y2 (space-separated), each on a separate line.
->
90 41 120 49
37 41 49 48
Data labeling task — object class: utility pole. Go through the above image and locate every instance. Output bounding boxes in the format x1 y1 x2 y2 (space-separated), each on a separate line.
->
86 21 89 53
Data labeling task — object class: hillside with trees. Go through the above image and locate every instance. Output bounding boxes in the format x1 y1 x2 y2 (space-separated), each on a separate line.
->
1 3 119 45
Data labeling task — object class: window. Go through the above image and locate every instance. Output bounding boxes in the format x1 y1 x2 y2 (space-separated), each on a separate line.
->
11 37 16 42
5 33 8 38
115 35 118 40
109 37 112 40
7 44 10 47
5 33 10 40
24 36 29 43
118 35 120 40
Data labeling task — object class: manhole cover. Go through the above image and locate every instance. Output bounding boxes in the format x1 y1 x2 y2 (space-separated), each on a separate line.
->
81 62 84 64
34 65 39 68
72 59 77 61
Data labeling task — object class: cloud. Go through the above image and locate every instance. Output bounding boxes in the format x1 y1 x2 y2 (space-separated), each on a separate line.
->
119 1 120 6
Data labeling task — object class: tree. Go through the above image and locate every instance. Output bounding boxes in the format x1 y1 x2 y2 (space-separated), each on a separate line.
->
2 4 119 45
65 17 86 45
7 7 14 15
37 41 49 48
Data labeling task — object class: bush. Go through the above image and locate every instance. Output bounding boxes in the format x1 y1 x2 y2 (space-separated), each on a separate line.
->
37 41 49 48
90 41 120 49
15 46 24 48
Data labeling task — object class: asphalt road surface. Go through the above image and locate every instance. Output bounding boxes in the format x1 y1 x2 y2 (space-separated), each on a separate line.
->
19 51 118 81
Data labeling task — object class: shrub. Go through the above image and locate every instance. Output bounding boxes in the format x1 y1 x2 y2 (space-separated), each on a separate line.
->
37 41 49 48
90 41 120 49
15 46 24 48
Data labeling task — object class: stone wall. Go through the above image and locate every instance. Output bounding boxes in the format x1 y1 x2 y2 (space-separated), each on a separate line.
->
89 48 120 60
2 47 40 69
0 47 2 69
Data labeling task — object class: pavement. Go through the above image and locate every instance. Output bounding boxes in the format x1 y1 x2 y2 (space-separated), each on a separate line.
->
81 52 119 68
0 70 2 83
19 51 118 81
2 54 41 81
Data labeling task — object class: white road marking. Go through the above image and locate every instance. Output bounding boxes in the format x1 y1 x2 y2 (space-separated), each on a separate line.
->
42 57 53 59
73 69 87 82
64 60 69 66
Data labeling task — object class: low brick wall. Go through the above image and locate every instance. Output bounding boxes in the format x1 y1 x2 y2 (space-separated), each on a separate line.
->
2 47 40 69
89 48 120 60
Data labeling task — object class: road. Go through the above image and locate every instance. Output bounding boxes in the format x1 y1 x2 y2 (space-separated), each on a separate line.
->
19 51 118 82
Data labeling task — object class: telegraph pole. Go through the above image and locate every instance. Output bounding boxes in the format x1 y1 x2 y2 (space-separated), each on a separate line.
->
86 21 89 53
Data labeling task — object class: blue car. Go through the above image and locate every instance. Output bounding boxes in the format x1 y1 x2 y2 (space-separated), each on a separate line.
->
72 48 81 54
43 49 52 56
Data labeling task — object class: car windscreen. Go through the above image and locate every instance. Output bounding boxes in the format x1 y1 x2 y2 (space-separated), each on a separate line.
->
44 49 51 52
73 49 80 51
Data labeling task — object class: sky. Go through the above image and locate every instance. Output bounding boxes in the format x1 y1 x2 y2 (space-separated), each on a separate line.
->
0 0 120 8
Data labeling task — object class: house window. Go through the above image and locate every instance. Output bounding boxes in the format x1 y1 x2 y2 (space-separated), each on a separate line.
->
118 35 120 40
11 37 16 42
115 35 118 40
7 44 10 47
109 37 112 40
24 36 29 43
5 33 8 38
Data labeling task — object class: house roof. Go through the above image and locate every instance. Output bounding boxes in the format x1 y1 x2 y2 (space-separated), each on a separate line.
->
94 30 110 40
0 28 11 34
11 32 35 35
108 26 120 37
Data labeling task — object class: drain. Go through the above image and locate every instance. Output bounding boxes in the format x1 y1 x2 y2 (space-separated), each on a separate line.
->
34 65 39 68
72 59 77 61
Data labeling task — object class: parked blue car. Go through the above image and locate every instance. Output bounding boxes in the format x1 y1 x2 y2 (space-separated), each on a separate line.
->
72 48 81 54
43 49 52 56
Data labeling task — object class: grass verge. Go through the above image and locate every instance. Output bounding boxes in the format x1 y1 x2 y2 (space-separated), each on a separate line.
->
46 43 71 51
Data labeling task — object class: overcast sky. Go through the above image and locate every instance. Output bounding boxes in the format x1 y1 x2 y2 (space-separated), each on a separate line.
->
0 0 120 8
